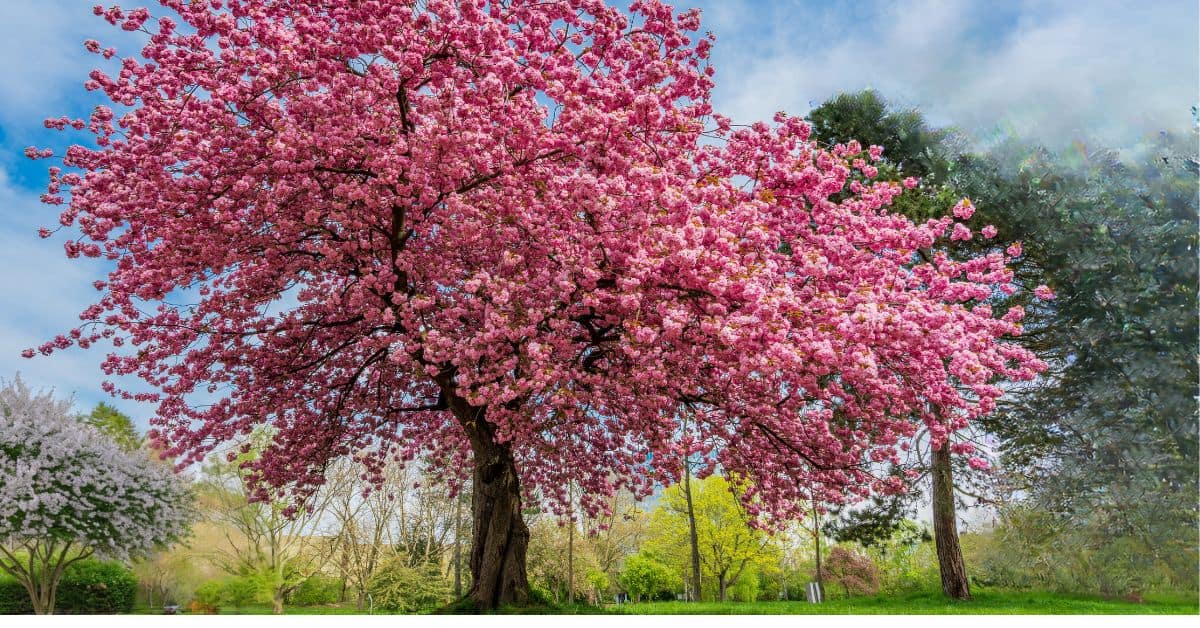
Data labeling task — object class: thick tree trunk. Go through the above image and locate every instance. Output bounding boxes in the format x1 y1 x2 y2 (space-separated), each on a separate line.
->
272 592 285 614
440 380 531 611
932 444 971 600
466 436 530 610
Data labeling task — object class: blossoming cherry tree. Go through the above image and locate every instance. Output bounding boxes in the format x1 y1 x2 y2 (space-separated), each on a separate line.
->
29 0 1043 608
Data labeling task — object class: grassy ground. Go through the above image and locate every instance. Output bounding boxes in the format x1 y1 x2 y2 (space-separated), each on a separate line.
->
135 589 1198 615
606 589 1200 615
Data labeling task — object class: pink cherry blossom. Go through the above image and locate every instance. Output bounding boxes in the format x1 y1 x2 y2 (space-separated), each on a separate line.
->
952 198 975 220
951 223 972 241
981 224 998 239
1034 285 1056 300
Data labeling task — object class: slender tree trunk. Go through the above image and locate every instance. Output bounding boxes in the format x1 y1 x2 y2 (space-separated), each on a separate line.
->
454 494 463 599
932 443 971 600
811 496 824 600
19 544 62 614
681 449 702 601
272 591 285 614
26 580 51 615
567 485 575 605
717 575 727 602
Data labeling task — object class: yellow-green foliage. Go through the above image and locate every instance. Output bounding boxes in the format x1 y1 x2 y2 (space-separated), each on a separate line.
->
644 475 781 601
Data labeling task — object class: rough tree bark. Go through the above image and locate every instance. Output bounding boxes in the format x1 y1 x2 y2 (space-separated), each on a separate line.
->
441 378 531 610
931 443 972 600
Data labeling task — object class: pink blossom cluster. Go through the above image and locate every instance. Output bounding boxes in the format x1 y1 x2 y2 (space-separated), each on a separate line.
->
30 0 1044 524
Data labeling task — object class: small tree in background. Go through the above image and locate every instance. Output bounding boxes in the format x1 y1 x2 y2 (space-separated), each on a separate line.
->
820 546 881 597
199 431 339 614
0 377 192 614
80 402 142 452
619 552 679 602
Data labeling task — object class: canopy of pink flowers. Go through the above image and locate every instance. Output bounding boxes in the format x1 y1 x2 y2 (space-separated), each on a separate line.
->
29 0 1044 524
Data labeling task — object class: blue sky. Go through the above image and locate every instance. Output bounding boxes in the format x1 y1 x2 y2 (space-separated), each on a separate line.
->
0 0 1196 430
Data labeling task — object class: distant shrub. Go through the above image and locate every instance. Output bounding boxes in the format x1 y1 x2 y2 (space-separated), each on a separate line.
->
0 575 33 613
290 574 342 606
369 559 451 613
220 576 262 610
820 546 880 597
54 560 138 614
973 506 1198 597
618 552 678 602
190 580 223 614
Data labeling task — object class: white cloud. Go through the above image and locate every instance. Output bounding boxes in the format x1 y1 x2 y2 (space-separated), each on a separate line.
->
694 0 1199 148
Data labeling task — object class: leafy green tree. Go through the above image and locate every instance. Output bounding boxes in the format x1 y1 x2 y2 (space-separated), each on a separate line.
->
807 91 984 600
951 131 1198 569
646 475 780 601
811 89 1199 599
80 402 141 452
807 89 954 179
619 552 678 602
198 430 338 614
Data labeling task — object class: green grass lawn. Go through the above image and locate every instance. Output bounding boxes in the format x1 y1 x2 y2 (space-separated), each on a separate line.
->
605 589 1199 615
135 588 1198 615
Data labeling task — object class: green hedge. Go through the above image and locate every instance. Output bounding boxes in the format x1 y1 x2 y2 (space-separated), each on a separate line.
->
0 559 137 614
290 574 343 606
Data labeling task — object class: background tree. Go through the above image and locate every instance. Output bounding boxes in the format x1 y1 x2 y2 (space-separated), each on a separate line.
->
326 456 403 610
954 132 1199 597
647 476 780 601
806 89 1038 600
34 1 1043 608
808 89 1199 600
583 490 649 594
0 377 191 614
526 513 601 604
198 433 338 614
807 89 954 180
619 551 680 602
79 402 141 452
820 546 881 597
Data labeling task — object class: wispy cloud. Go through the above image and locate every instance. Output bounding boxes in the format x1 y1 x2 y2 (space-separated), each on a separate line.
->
693 0 1198 148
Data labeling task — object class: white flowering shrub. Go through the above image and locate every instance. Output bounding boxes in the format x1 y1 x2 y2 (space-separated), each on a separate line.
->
0 377 191 613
